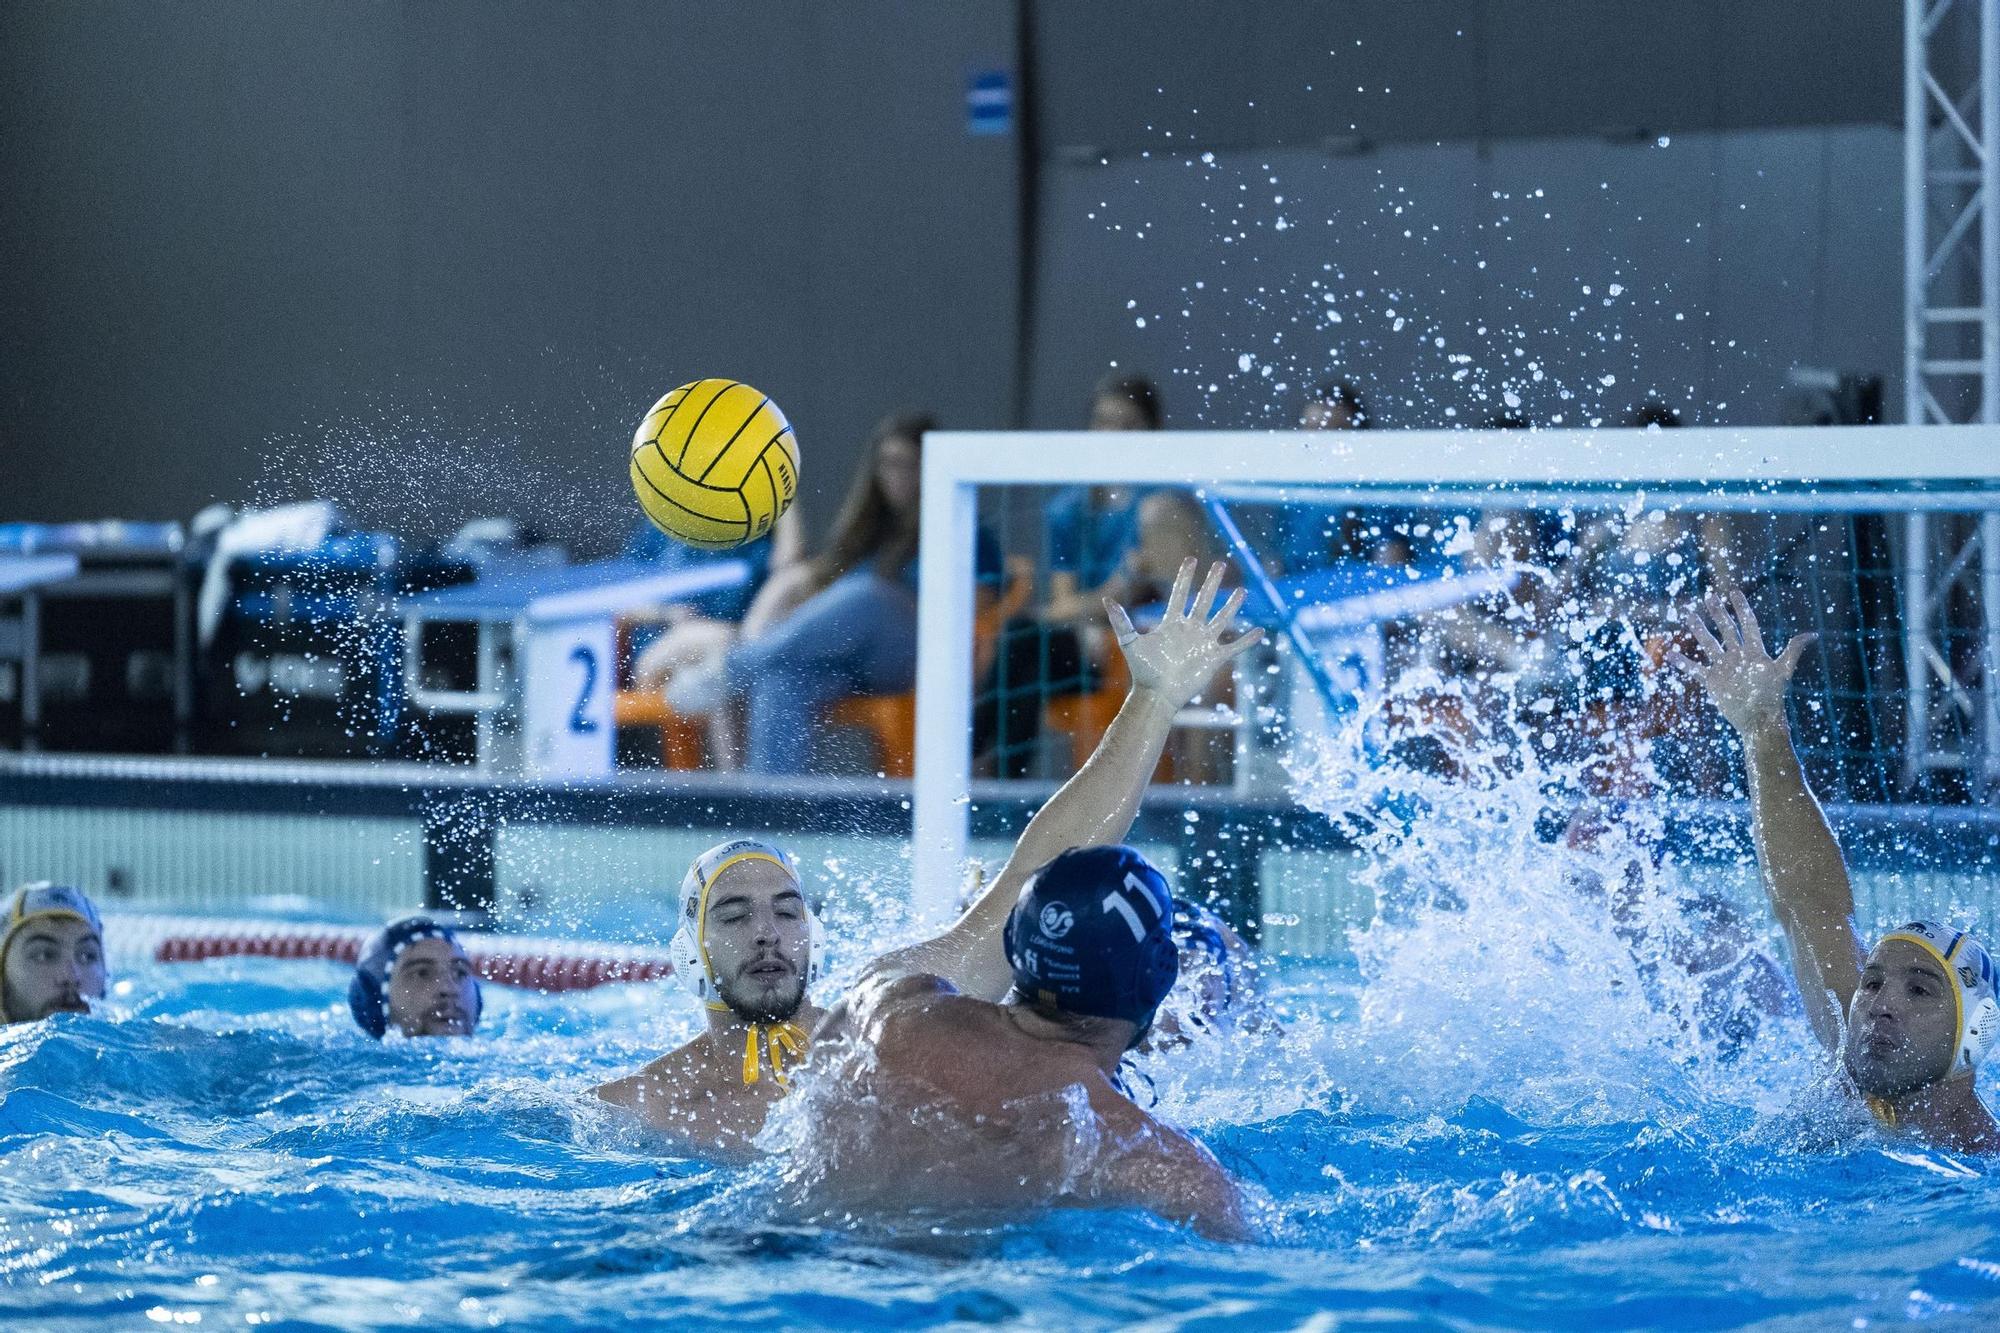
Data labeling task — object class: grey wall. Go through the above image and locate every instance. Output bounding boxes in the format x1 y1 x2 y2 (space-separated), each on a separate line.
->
3 2 1909 540
1031 0 1897 154
1023 1 1904 429
1027 126 1903 430
0 0 1021 549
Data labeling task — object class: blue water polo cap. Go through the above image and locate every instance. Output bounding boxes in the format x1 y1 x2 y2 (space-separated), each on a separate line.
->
347 916 482 1039
1003 845 1179 1029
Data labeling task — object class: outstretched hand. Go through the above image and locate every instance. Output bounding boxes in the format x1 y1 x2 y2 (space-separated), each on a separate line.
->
1105 558 1265 709
1665 590 1815 735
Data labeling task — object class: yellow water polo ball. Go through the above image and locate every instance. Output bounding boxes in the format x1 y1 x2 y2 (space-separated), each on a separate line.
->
629 379 799 550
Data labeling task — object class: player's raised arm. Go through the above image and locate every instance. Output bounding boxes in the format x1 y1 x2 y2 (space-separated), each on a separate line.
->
1669 591 1862 1048
868 557 1263 998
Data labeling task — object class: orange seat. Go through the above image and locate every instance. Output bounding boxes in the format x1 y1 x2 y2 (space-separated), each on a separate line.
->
613 689 708 770
820 559 1033 780
827 693 916 778
1044 669 1128 771
1041 655 1179 782
612 615 713 771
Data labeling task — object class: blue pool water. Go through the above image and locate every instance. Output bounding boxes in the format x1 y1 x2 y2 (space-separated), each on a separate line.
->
9 716 2000 1331
5 947 2000 1332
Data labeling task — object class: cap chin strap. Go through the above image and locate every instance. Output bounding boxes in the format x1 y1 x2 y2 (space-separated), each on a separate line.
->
741 1021 808 1086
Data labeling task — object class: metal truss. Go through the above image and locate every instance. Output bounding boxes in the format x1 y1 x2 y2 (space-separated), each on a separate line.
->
1900 510 2000 797
1903 0 1999 798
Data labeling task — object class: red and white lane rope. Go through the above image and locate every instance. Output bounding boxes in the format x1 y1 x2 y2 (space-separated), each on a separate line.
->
109 914 676 993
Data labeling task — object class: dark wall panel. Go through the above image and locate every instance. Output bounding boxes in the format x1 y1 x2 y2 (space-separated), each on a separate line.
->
1032 1 1898 155
1028 128 1902 432
1 1 1020 550
2 1 1910 545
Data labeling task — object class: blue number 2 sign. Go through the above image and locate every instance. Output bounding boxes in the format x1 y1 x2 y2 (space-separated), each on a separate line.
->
567 645 599 734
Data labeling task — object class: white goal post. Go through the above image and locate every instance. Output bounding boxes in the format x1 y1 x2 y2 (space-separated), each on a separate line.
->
910 424 2000 920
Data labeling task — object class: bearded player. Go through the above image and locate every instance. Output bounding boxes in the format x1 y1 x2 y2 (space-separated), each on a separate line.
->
594 558 1260 1163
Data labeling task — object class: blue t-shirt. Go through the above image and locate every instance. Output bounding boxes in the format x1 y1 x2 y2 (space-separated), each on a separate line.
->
1044 487 1148 590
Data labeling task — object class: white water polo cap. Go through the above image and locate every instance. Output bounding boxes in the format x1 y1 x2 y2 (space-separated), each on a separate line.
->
669 839 825 1007
1879 921 2000 1076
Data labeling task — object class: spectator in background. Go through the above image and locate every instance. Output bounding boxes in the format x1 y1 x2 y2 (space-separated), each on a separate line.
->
1577 400 1704 602
1279 379 1412 571
669 411 1001 775
1615 397 1751 599
0 883 106 1025
1041 373 1165 625
1426 413 1565 682
980 375 1221 777
626 510 804 673
626 506 805 768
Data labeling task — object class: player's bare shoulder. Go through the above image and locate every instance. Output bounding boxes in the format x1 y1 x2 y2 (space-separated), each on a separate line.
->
813 971 1011 1086
592 1034 712 1122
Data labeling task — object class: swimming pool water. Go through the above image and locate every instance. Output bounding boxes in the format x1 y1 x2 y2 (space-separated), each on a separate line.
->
5 951 2000 1332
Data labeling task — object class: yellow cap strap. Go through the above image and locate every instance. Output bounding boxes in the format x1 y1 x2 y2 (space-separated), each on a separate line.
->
740 1021 808 1087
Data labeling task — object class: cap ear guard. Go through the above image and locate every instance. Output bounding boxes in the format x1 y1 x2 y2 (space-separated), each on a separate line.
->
348 968 389 1039
1963 993 2000 1072
669 911 718 1005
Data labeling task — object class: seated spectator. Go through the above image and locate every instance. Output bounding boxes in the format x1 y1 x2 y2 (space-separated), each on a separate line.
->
348 917 482 1039
983 376 1231 776
626 508 805 656
1618 399 1742 597
0 883 106 1025
1042 373 1164 625
1426 414 1567 683
1279 379 1416 571
626 507 805 768
669 411 1001 775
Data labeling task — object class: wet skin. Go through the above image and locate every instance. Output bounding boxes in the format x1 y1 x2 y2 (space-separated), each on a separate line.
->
385 937 479 1038
790 973 1249 1240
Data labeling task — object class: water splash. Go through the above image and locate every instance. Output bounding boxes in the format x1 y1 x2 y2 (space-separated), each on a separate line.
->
1284 669 1819 1124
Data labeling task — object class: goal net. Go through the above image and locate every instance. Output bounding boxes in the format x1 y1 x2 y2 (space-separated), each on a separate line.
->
910 424 2000 946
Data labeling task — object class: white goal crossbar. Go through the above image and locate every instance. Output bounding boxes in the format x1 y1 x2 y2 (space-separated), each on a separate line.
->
911 424 2000 919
